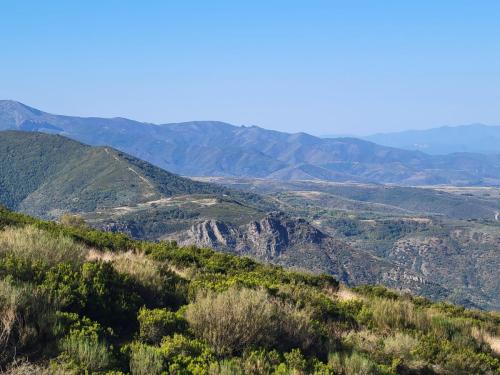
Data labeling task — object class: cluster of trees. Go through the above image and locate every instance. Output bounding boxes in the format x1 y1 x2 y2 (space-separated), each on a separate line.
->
0 205 498 374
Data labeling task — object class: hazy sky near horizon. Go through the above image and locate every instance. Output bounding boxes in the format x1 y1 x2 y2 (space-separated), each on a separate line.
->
1 1 500 135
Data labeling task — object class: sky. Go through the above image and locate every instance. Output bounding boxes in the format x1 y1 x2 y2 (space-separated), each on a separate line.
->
1 1 500 136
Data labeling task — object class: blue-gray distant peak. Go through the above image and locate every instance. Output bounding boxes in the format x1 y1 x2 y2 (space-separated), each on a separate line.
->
364 124 500 155
2 101 500 186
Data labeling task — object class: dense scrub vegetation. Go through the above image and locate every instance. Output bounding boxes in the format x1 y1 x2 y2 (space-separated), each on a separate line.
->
0 206 498 374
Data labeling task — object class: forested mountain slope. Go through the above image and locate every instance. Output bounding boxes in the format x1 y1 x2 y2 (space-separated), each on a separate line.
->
0 131 270 219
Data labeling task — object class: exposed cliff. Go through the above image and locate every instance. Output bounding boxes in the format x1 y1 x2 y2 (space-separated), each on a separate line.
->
170 212 453 303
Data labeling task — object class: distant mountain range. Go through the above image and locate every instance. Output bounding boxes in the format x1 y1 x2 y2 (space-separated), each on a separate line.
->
363 124 500 155
3 100 500 186
1 130 499 309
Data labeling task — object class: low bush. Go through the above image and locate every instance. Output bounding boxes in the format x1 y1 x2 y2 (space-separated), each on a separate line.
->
59 214 89 229
328 351 378 375
185 287 277 355
186 286 323 356
129 343 164 375
383 332 418 362
79 261 145 330
159 334 215 373
137 307 187 344
60 333 112 372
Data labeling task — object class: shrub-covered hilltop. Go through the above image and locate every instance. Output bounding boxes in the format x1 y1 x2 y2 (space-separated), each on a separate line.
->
0 206 499 375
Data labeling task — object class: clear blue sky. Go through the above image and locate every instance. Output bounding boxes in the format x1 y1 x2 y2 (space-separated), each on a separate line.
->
1 1 500 135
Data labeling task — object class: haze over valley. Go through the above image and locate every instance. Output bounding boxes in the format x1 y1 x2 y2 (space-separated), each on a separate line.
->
1 2 500 373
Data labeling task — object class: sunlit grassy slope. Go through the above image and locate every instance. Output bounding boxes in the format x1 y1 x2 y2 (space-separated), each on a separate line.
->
0 206 498 374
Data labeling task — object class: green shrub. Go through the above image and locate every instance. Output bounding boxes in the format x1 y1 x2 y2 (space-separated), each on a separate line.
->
242 349 281 374
41 261 144 330
283 349 308 372
0 253 47 283
158 334 215 374
208 359 245 375
78 261 144 330
41 263 85 311
54 311 107 341
137 307 187 344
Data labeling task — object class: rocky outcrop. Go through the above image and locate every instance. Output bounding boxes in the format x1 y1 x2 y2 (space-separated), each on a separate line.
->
243 213 327 259
184 220 238 249
171 212 435 290
176 212 329 260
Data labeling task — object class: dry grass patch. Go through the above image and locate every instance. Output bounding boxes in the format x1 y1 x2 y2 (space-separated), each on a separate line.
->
87 250 166 293
0 225 87 268
1 360 57 375
371 298 430 331
343 329 380 353
111 252 164 291
0 280 57 366
472 327 500 356
168 265 194 280
186 287 320 355
336 286 361 302
383 332 419 361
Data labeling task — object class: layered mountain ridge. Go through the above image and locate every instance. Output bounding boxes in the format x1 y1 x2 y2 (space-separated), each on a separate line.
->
364 123 500 155
3 100 500 185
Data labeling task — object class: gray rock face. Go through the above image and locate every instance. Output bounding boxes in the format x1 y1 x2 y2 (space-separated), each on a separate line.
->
171 212 445 298
179 212 326 259
187 220 238 249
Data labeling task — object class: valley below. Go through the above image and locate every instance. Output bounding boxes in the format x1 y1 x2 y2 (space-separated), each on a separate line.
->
81 174 500 311
0 130 499 312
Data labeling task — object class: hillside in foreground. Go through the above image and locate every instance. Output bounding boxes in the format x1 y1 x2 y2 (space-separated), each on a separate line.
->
0 206 498 374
